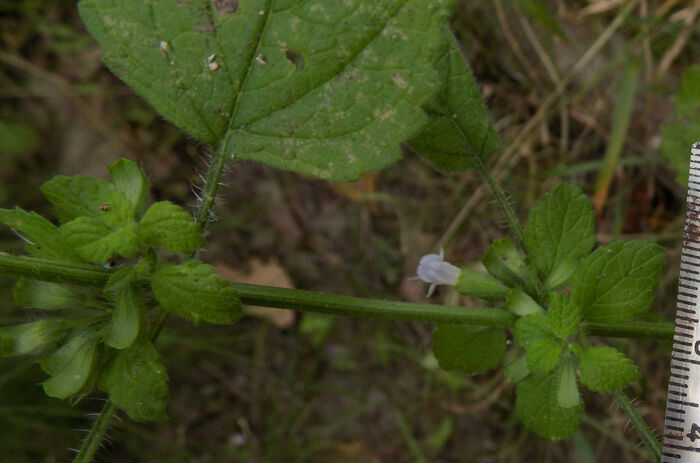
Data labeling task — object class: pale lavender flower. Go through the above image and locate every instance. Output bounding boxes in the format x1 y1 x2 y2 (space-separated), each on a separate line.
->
416 248 461 297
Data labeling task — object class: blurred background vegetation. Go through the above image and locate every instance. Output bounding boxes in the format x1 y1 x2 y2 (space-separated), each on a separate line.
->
0 0 698 461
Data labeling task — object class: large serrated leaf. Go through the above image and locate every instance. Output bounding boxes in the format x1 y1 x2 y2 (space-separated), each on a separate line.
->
407 27 499 172
99 340 168 421
151 260 243 324
516 373 583 441
79 0 455 181
571 240 665 323
524 183 595 279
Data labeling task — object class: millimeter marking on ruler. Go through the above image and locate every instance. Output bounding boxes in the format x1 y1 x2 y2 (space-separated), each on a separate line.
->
664 142 700 462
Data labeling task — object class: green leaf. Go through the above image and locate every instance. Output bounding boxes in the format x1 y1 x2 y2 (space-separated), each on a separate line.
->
660 65 700 185
557 355 581 408
61 218 139 263
578 346 641 393
516 373 583 441
571 240 666 322
482 237 535 292
107 158 150 216
407 27 499 172
432 324 506 374
547 293 580 339
455 266 509 300
513 313 553 349
151 260 243 324
543 257 577 290
40 175 132 226
0 207 78 260
137 201 203 254
0 319 67 356
41 330 100 399
507 287 544 316
99 340 168 421
79 0 455 181
104 285 144 349
504 356 529 384
524 183 595 279
526 338 562 374
13 279 85 310
105 266 135 291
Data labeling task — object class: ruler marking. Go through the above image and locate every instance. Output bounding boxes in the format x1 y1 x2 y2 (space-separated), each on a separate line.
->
666 415 685 423
667 425 685 432
678 297 697 305
672 357 699 368
670 373 690 380
674 340 693 347
679 292 698 299
677 316 700 324
668 399 699 407
664 442 700 452
669 390 688 398
668 407 686 415
679 284 699 291
675 332 693 339
673 348 693 355
674 323 694 332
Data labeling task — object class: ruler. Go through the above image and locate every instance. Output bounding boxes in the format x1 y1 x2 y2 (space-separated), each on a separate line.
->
663 141 700 461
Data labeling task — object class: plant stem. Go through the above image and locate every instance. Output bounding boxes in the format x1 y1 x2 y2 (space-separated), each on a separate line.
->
612 389 661 462
195 142 231 228
0 253 674 340
471 139 526 248
73 401 117 463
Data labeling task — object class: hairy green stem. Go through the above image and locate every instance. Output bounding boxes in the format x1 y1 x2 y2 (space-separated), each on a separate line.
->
73 401 117 463
611 389 661 462
471 155 526 247
0 253 674 340
195 142 231 228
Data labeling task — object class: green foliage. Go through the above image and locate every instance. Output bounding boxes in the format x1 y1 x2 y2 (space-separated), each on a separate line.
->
483 238 535 293
660 65 700 185
516 373 583 442
408 28 499 172
455 266 509 299
434 182 665 442
571 240 665 322
514 313 553 348
432 324 506 373
79 0 456 181
578 346 641 393
0 159 242 422
137 202 203 255
104 285 144 350
13 279 85 310
524 183 595 279
546 293 579 339
99 340 168 422
507 287 543 316
151 260 243 325
40 330 100 399
526 338 562 374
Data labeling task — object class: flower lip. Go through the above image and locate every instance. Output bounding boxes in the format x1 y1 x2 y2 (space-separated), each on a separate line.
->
416 248 461 296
